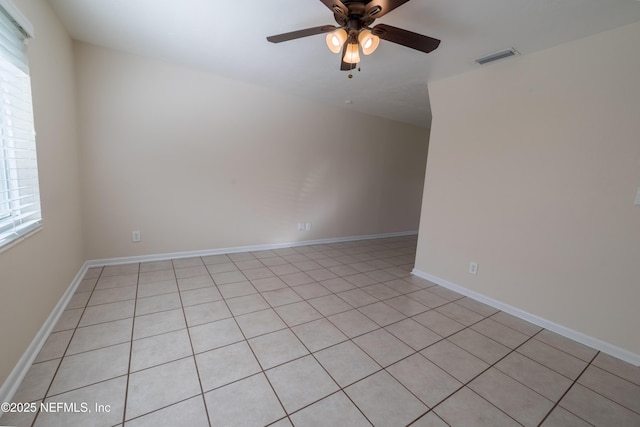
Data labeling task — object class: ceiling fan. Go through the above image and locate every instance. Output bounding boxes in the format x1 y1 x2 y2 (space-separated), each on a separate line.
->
266 0 440 71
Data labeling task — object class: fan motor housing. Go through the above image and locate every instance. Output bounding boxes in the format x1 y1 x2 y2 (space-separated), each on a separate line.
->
335 2 374 28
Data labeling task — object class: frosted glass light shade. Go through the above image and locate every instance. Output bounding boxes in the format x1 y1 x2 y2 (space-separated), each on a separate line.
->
325 29 348 53
343 42 361 64
358 30 380 55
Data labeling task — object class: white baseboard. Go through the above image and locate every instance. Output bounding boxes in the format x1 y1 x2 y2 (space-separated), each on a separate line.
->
0 230 418 403
0 262 90 404
412 269 640 367
86 230 418 267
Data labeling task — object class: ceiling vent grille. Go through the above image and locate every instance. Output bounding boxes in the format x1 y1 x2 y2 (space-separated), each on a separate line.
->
475 48 519 65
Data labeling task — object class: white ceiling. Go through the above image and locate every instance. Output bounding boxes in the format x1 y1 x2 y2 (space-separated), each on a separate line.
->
48 0 640 128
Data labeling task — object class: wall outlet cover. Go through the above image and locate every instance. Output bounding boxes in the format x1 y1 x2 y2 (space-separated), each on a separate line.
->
469 262 479 275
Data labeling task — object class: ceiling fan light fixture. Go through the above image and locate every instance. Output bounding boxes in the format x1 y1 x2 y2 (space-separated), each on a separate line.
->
343 42 361 64
266 0 442 71
325 29 347 53
358 30 380 55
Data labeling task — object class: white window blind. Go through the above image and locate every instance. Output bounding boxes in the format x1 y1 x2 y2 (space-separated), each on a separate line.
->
0 4 40 249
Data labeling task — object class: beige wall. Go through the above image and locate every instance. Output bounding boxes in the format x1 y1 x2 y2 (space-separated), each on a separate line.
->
416 22 640 356
0 0 83 384
74 42 430 260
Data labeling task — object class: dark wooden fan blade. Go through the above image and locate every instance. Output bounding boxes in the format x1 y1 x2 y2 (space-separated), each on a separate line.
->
340 60 356 71
267 25 336 43
371 24 440 54
365 0 410 19
319 0 348 17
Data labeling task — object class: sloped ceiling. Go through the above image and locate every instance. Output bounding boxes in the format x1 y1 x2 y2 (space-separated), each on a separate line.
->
49 0 640 128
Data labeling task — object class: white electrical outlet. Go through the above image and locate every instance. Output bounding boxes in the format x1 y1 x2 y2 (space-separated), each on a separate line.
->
469 262 478 275
297 222 305 231
132 230 141 242
305 222 312 231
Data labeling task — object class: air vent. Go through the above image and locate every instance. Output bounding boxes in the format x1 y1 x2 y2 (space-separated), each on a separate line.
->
475 48 519 65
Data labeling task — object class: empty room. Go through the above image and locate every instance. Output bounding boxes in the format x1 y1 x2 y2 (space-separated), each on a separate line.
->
0 0 639 426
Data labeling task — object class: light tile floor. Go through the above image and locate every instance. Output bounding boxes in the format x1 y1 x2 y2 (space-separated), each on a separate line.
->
2 236 640 426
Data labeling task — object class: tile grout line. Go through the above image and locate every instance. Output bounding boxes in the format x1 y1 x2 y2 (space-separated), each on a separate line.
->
207 255 293 426
392 309 514 425
544 351 640 420
120 262 141 426
282 267 438 422
28 266 106 427
221 243 414 423
234 259 303 427
535 351 600 426
428 315 616 426
174 259 214 427
409 322 548 426
256 271 378 426
6 238 413 425
240 245 439 423
194 257 454 423
41 272 540 426
18 237 638 426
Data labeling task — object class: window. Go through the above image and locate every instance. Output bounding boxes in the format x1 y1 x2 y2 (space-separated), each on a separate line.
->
0 2 39 250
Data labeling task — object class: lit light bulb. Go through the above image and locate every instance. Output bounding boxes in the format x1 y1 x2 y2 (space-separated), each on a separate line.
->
342 42 361 64
325 29 347 54
358 30 380 55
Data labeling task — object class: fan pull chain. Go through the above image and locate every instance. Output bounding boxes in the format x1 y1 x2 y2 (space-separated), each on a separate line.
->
347 65 362 79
